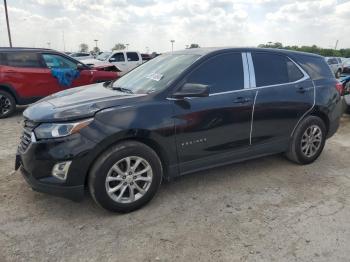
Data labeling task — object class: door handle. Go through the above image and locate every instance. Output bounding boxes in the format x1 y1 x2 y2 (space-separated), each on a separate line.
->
297 86 306 93
296 86 314 94
233 97 251 104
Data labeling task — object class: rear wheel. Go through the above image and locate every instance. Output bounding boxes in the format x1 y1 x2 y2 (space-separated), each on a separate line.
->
286 116 326 165
0 91 16 119
88 141 163 213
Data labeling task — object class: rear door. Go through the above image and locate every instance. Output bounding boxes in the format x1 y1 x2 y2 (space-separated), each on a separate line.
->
173 52 255 173
249 52 314 149
1 52 50 100
126 52 142 71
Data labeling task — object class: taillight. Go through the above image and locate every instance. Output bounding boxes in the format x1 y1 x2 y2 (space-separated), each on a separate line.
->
335 82 343 96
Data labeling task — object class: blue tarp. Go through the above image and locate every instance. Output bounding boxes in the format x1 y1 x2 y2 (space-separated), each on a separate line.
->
51 68 80 87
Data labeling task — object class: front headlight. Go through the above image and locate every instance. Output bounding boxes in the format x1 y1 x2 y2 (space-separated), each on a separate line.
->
34 118 93 139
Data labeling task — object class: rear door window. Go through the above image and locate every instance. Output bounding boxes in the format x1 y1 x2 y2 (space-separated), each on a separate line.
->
252 53 304 87
186 53 244 94
42 54 77 69
6 52 42 68
127 52 140 61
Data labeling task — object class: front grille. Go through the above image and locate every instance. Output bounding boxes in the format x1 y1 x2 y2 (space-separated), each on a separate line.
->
18 120 38 153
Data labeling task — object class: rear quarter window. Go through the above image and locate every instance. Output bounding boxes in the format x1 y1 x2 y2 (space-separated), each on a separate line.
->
5 52 42 68
297 55 334 80
0 53 6 65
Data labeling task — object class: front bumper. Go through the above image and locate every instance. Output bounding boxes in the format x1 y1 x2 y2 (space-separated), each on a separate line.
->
19 165 84 201
16 131 98 202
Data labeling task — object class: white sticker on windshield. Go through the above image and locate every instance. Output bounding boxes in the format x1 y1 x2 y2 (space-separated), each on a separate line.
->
145 73 163 81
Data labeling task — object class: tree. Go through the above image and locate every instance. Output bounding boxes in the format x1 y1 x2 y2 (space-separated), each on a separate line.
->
93 46 100 54
79 43 89 52
258 42 350 58
188 43 200 49
112 43 126 51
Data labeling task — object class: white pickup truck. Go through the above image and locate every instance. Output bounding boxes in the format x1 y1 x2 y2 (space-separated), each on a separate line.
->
83 51 143 76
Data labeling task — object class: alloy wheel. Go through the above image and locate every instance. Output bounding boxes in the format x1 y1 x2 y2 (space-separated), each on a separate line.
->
105 156 153 204
301 125 323 158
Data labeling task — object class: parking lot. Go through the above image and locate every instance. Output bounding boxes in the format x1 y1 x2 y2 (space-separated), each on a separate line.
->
0 108 349 262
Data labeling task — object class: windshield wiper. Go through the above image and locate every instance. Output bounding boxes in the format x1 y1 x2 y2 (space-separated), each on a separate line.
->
112 86 134 94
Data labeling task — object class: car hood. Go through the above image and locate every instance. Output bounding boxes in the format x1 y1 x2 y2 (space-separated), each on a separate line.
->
23 83 146 122
83 59 108 65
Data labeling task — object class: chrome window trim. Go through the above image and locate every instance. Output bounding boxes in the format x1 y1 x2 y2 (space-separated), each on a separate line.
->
246 53 256 88
242 52 250 89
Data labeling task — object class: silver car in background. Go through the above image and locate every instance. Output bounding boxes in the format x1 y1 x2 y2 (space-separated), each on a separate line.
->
326 57 343 78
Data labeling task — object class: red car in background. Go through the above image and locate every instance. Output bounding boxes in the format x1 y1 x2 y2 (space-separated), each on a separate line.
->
0 48 119 118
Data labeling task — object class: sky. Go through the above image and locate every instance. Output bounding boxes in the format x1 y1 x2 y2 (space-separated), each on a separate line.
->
0 0 349 53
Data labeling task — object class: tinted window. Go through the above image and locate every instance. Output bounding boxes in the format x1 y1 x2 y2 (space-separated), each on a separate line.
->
253 53 303 87
127 52 139 61
6 52 42 68
287 60 304 82
0 53 6 65
327 58 337 65
297 56 334 80
111 53 125 62
186 53 244 93
42 54 77 69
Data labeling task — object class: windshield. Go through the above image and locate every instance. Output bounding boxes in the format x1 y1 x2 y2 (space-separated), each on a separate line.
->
96 52 111 61
111 54 200 94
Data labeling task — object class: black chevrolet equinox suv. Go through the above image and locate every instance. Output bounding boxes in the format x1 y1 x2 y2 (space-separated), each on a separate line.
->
16 48 343 212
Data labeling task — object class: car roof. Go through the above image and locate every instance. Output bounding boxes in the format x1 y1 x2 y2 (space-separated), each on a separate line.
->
0 47 52 52
170 47 323 58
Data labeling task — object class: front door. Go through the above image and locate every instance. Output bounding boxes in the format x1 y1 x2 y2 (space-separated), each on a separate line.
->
249 52 315 149
41 53 93 95
109 52 128 74
173 52 254 174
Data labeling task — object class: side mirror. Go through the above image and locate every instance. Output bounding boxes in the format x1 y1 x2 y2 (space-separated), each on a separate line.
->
77 63 86 70
109 58 116 62
172 83 209 99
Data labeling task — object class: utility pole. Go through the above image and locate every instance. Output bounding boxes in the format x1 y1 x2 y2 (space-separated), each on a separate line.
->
170 40 175 52
334 40 339 50
62 30 66 52
94 39 98 48
4 0 12 47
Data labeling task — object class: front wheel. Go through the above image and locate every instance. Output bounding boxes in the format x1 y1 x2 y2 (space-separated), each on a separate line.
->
286 116 326 165
335 69 341 79
0 91 16 119
88 141 163 213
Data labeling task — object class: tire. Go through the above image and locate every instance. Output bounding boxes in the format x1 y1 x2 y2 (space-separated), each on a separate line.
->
0 91 16 119
286 116 326 165
335 69 341 79
88 141 163 213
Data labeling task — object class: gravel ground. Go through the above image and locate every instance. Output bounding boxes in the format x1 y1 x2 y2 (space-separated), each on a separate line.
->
0 108 350 262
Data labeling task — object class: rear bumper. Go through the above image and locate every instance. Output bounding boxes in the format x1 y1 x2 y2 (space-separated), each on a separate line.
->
19 165 84 201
